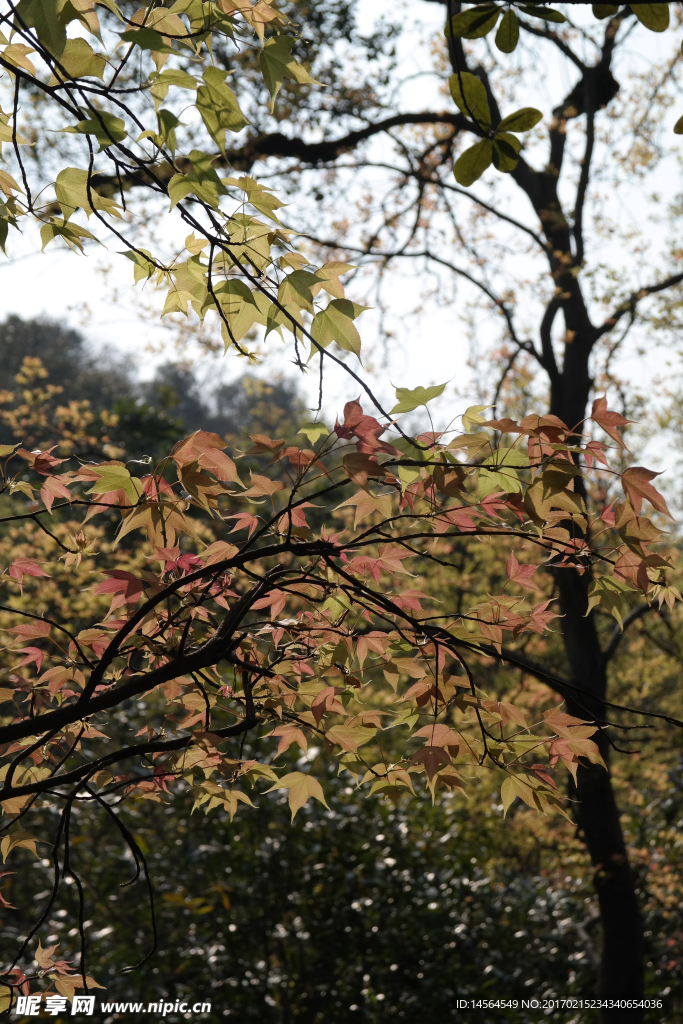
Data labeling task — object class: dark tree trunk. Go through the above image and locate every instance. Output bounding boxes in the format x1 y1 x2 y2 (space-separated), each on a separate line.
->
555 571 644 1022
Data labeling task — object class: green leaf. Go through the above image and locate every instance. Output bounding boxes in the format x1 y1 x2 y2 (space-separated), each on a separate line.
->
49 38 106 83
495 9 519 52
68 111 126 149
167 171 223 210
519 5 566 23
13 0 66 57
120 27 174 53
630 4 670 31
461 404 492 432
454 140 493 187
259 35 319 109
121 248 156 284
674 114 683 135
492 133 521 172
40 217 96 253
224 175 286 223
592 4 619 17
501 775 538 815
157 108 182 153
483 446 527 468
55 167 122 222
149 68 198 109
86 463 142 505
265 771 330 821
196 67 249 154
585 576 635 629
310 299 368 358
449 72 491 128
446 4 500 40
497 107 542 133
391 382 447 414
298 421 330 443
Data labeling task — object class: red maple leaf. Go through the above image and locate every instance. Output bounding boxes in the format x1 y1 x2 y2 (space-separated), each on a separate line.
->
14 646 45 673
334 398 399 455
528 599 558 634
408 745 451 781
591 396 630 446
621 466 672 518
506 552 541 591
6 559 51 593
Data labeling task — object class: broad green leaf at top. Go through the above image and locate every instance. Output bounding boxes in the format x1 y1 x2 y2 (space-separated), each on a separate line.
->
391 383 447 414
449 72 491 128
259 35 319 109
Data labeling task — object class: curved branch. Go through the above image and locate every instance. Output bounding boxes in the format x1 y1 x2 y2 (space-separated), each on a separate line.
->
601 604 654 665
0 715 260 801
597 271 683 338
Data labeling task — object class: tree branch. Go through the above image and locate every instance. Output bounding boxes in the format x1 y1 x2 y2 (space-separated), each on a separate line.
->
601 604 654 665
596 271 683 338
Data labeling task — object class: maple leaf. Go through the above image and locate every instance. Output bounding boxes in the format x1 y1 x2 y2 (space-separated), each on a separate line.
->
600 501 616 527
14 646 44 673
278 501 318 531
265 771 330 820
414 723 460 755
267 724 308 756
35 941 74 976
1 828 44 862
40 474 73 513
583 439 610 469
201 540 239 565
344 554 383 584
152 766 176 793
311 685 347 724
548 736 606 783
173 430 241 484
325 722 377 752
16 446 67 475
378 545 415 575
334 398 398 455
528 599 558 634
500 775 538 815
246 433 285 455
94 570 145 613
614 550 650 593
438 506 478 532
241 472 286 498
75 629 113 658
398 678 435 706
408 745 451 781
527 763 557 790
543 708 598 739
7 620 51 641
342 451 385 485
480 699 527 727
335 489 393 528
392 589 430 613
479 492 511 518
591 395 630 446
505 552 541 591
355 631 390 671
252 589 287 619
225 512 260 538
5 558 51 594
278 446 319 472
621 466 672 518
